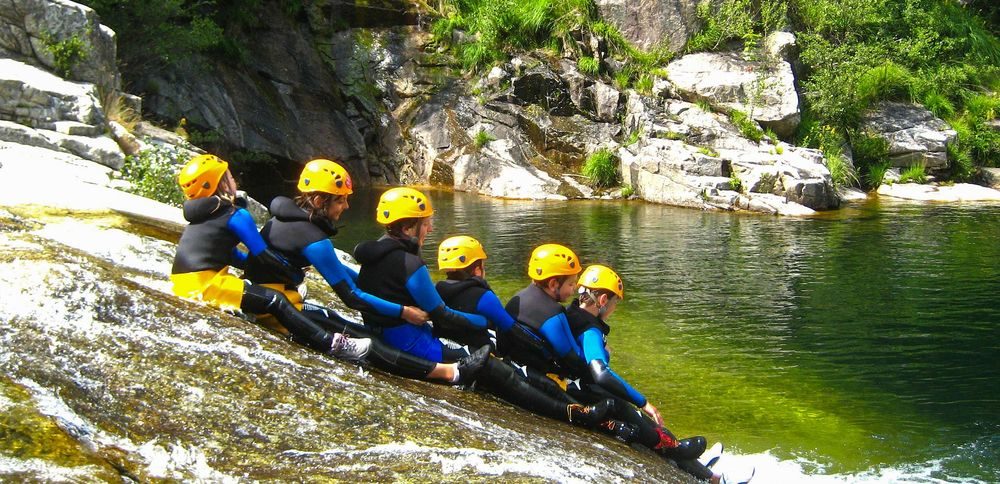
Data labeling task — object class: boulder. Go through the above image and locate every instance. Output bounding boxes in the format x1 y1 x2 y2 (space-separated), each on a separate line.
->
0 117 124 170
0 0 119 92
862 102 957 172
594 0 701 52
453 149 566 200
981 167 1000 190
619 93 838 214
0 58 104 127
877 183 1000 201
666 44 801 138
509 64 577 116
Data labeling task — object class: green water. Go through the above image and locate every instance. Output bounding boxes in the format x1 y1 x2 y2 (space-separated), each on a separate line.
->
327 190 1000 481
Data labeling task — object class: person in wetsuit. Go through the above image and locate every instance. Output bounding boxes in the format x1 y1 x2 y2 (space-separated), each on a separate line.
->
169 154 369 361
435 235 612 426
568 264 724 482
246 159 486 383
353 187 491 365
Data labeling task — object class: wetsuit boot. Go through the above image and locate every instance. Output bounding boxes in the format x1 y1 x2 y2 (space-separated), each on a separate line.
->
454 344 491 385
567 398 615 427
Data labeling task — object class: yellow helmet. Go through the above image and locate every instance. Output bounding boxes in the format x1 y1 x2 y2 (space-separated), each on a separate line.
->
528 243 581 281
376 187 434 224
578 264 624 300
297 159 353 196
438 235 487 270
178 154 228 199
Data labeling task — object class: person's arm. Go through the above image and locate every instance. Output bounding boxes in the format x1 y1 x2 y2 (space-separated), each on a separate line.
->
537 314 588 376
406 266 488 330
475 291 515 332
580 328 648 408
230 247 248 269
228 209 302 285
302 239 406 318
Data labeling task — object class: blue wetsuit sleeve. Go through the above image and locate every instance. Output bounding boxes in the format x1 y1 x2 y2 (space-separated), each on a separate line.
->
538 313 584 359
581 328 647 407
227 209 267 256
475 291 516 333
344 264 360 283
303 239 404 318
406 266 488 328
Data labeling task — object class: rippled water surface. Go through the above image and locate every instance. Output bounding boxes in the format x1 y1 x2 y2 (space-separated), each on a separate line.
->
333 191 1000 482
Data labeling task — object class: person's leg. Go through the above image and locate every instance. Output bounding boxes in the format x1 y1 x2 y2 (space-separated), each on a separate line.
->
475 358 612 425
301 304 375 338
240 282 335 353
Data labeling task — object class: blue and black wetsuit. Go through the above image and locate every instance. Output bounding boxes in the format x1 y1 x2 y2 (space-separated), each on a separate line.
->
354 235 488 362
244 196 443 379
564 300 713 478
504 283 589 378
170 196 335 354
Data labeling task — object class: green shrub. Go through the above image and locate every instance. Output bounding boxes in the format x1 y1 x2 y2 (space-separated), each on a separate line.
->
620 184 634 198
577 56 600 75
897 164 927 184
863 161 891 189
474 130 496 149
852 132 891 189
697 146 720 157
729 172 743 192
635 75 654 94
825 151 858 187
41 32 88 78
119 143 186 206
856 62 914 109
582 148 620 188
696 99 713 112
624 128 644 146
729 110 763 143
686 0 786 53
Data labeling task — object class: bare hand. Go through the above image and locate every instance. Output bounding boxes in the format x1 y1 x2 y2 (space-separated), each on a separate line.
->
401 305 429 325
642 401 663 427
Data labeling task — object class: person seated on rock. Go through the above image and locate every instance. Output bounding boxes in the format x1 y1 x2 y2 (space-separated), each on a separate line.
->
434 235 612 427
568 264 725 483
352 187 495 367
502 245 715 478
169 154 371 364
243 158 486 384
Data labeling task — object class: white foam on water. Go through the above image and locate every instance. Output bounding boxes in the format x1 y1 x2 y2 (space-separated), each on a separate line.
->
136 440 237 482
283 441 610 482
710 450 986 484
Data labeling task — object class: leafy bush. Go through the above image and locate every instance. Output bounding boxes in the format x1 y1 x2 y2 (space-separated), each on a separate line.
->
729 172 743 192
729 110 763 143
897 164 927 184
864 161 892 189
852 132 891 189
856 62 914 109
41 32 88 78
474 130 496 149
686 0 786 53
825 151 858 187
582 148 620 188
577 56 600 75
624 128 644 146
119 143 187 206
620 184 634 198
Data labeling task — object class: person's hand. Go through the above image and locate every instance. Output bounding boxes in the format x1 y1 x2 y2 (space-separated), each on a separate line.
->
402 305 429 325
642 401 663 427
